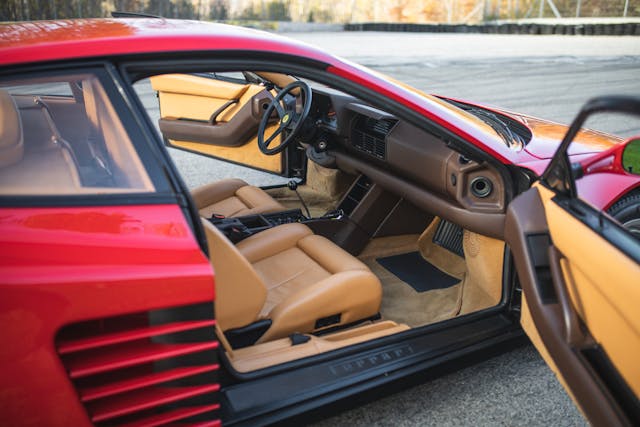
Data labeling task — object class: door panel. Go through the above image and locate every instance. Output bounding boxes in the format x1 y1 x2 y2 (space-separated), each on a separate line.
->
506 183 640 425
151 74 283 173
539 184 640 396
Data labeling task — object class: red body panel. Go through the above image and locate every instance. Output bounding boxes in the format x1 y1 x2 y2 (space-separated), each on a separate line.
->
519 114 622 159
577 173 640 210
0 18 638 426
0 19 516 165
0 204 215 426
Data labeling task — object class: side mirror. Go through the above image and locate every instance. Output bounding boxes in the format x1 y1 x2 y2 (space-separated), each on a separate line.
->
574 136 640 177
621 138 640 175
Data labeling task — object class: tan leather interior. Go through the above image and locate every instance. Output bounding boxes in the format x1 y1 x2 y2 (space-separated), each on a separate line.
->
229 320 409 373
0 89 24 168
201 220 383 343
0 90 82 193
255 72 296 91
1 77 153 195
151 74 283 174
536 184 640 397
192 178 285 218
201 218 267 330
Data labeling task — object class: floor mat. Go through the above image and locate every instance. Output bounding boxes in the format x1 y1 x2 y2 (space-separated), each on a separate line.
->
363 257 462 327
377 251 459 292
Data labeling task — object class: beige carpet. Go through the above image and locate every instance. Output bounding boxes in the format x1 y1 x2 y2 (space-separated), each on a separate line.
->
358 224 502 327
359 234 463 327
363 257 463 327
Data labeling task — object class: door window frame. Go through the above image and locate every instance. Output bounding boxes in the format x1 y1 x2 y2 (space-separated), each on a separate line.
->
541 96 640 263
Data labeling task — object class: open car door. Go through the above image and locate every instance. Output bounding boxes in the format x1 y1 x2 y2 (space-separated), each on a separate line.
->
505 96 640 426
151 72 300 176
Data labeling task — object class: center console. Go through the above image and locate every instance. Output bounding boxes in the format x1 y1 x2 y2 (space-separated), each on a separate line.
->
208 173 430 254
209 209 309 243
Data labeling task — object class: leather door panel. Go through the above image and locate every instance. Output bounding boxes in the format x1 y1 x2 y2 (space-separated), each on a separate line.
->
505 182 640 425
151 74 283 174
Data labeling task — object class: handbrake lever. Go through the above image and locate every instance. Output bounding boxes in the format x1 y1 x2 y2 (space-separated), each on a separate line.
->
287 180 311 219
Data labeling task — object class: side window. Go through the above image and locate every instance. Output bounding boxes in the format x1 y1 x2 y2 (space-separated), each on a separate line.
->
0 72 155 196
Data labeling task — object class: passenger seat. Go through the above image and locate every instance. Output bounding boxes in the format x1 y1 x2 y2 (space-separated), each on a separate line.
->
193 178 285 218
201 220 382 344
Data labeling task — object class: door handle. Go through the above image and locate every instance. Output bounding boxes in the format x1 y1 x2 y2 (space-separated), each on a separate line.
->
547 245 586 346
209 99 239 125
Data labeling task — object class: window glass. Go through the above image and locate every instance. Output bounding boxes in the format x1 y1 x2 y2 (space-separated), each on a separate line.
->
0 73 155 196
4 81 73 97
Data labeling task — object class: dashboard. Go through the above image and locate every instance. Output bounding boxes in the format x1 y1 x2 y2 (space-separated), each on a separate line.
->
305 88 506 217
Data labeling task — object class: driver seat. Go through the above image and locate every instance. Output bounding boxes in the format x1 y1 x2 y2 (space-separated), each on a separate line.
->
200 219 382 343
192 178 285 218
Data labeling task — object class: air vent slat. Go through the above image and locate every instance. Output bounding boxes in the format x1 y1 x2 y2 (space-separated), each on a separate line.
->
351 115 396 160
118 404 220 427
56 305 221 427
88 385 220 423
59 320 216 355
66 341 219 379
81 364 220 402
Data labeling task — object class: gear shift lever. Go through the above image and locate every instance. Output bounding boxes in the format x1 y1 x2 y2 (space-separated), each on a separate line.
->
288 180 311 219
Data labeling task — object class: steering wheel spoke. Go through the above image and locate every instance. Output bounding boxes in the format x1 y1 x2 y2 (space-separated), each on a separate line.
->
257 81 312 155
273 99 286 117
263 126 284 148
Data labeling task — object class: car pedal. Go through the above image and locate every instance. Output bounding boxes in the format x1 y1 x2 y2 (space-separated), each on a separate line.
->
432 219 465 258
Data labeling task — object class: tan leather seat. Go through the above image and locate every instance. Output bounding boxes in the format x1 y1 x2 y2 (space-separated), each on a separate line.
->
201 220 382 343
0 90 83 193
193 178 285 218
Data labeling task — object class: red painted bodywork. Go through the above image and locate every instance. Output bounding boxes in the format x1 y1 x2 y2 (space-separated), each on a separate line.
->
0 205 215 426
1 18 639 426
1 18 636 179
0 19 517 164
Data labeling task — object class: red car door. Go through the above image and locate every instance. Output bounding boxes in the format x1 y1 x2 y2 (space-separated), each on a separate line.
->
0 66 221 426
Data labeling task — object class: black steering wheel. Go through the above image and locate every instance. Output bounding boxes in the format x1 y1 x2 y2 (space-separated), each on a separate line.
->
257 81 312 155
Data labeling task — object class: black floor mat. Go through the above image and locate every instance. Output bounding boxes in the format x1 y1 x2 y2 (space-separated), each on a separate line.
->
376 251 459 292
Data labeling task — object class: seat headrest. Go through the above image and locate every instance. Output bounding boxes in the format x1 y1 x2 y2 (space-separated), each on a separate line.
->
0 89 24 168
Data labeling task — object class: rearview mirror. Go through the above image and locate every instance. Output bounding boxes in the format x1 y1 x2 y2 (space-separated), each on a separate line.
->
622 138 640 175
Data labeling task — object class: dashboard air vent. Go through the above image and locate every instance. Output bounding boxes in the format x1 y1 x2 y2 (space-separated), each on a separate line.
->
56 304 221 427
351 115 397 160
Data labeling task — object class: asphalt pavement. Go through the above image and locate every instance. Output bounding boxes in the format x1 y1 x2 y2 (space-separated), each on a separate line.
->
140 32 640 426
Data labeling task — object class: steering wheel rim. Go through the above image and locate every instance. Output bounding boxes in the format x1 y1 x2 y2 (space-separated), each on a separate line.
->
257 80 312 155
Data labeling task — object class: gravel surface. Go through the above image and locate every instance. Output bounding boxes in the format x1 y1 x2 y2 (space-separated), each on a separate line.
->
133 32 640 426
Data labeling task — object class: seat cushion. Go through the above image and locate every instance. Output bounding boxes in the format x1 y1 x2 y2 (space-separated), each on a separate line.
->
192 178 285 218
236 223 382 342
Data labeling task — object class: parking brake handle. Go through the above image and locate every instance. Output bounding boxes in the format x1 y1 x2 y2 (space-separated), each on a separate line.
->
288 180 311 219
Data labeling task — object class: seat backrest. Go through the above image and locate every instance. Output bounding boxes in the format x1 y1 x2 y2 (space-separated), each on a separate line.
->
0 89 24 168
200 219 267 331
